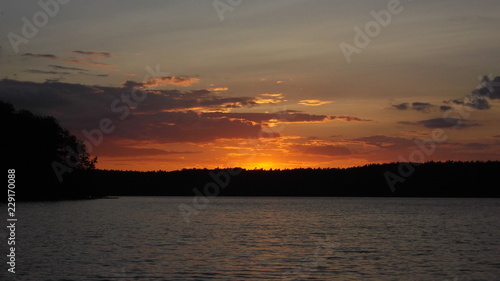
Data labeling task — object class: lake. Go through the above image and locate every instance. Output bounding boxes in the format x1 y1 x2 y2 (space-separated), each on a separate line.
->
2 197 500 280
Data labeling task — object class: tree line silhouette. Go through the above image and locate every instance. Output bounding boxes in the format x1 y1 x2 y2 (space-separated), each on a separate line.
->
88 161 499 198
2 100 499 200
1 100 97 200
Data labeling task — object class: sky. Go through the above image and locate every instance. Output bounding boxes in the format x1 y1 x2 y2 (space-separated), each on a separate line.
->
1 0 500 171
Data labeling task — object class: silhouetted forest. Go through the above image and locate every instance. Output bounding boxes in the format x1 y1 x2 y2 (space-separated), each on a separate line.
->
87 161 500 198
1 100 97 200
2 100 499 200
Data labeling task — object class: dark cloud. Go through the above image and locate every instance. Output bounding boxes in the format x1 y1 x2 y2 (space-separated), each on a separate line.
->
447 96 488 111
392 103 409 110
399 118 479 129
0 79 372 145
392 102 435 112
114 111 270 143
123 80 143 88
449 99 464 105
0 79 275 143
473 76 500 100
0 79 366 143
444 76 500 110
439 105 452 111
394 76 500 116
465 97 490 110
0 79 108 125
411 102 434 112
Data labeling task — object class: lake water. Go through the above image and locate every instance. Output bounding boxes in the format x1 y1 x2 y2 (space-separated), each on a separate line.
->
1 197 500 280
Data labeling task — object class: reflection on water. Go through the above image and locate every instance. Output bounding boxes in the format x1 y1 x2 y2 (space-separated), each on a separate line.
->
1 197 500 280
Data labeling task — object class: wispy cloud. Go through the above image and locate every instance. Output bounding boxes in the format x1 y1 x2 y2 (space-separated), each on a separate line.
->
63 58 114 67
208 87 228 91
399 118 479 129
143 76 200 88
256 93 286 104
64 50 115 67
78 72 109 77
49 65 89 72
23 69 70 75
392 102 437 113
330 115 372 122
205 111 371 124
22 53 57 59
67 50 112 57
201 111 330 124
23 65 107 78
21 51 115 68
260 93 284 98
298 99 332 106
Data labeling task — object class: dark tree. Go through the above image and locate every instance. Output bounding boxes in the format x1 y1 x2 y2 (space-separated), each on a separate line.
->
0 100 97 200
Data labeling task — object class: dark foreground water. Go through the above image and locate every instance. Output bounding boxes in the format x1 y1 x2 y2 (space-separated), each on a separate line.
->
1 197 500 280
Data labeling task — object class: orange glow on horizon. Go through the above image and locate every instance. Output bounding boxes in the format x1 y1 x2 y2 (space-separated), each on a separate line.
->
95 154 371 172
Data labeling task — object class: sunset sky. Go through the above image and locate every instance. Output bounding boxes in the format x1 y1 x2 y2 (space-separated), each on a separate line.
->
1 0 500 171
